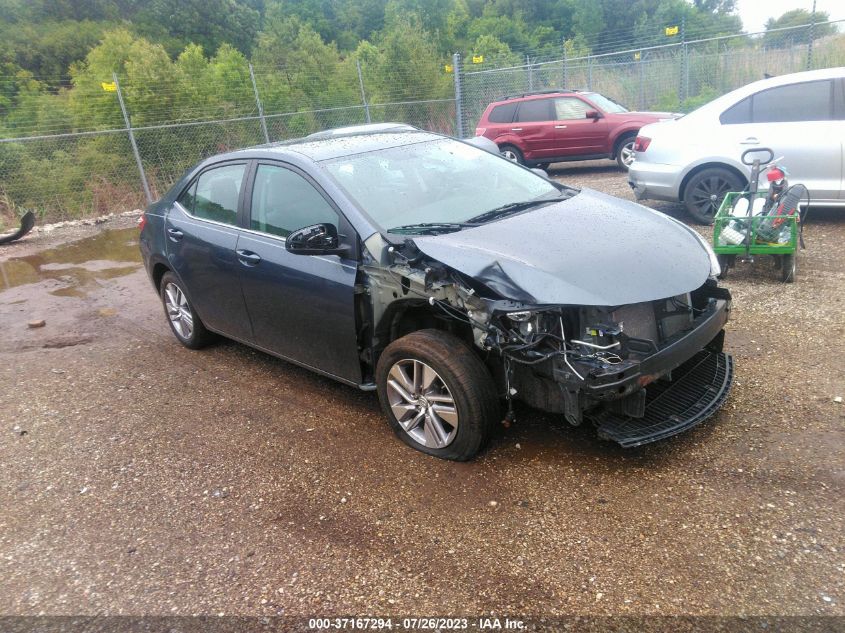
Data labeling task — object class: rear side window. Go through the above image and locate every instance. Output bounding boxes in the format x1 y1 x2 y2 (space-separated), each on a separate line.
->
721 80 833 124
720 97 751 124
554 97 590 120
488 102 517 123
250 164 339 238
516 99 552 122
191 164 246 225
753 80 832 123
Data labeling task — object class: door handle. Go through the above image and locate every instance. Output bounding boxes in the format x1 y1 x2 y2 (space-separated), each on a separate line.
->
236 249 262 266
510 127 523 131
740 137 759 145
554 125 567 129
167 228 183 241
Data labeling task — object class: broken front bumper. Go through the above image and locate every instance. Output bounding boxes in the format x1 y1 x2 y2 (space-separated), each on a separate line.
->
592 349 733 447
553 298 733 446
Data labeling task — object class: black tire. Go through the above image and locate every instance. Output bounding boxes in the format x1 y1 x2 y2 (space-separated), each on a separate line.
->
499 144 524 165
615 134 637 171
683 167 744 225
716 254 731 279
781 253 796 283
159 271 213 349
535 162 550 170
376 329 499 461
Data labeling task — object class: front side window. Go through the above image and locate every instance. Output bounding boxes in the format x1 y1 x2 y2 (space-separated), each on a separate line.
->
323 138 565 232
517 99 552 122
192 164 246 225
582 92 628 113
250 165 339 238
554 97 591 120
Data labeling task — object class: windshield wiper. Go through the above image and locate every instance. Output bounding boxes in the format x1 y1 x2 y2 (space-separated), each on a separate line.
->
387 222 473 235
465 197 558 225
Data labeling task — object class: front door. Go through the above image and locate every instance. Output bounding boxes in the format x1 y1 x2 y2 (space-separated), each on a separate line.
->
165 162 253 341
236 162 362 383
552 96 608 156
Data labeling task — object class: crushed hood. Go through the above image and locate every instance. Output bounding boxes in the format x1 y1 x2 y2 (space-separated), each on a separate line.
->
413 188 710 306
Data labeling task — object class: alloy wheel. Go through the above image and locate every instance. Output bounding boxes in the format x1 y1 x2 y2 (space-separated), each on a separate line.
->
689 175 733 219
501 149 520 162
164 282 194 339
619 141 636 167
385 359 459 449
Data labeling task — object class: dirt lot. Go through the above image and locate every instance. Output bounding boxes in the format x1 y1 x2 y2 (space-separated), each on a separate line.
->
0 162 843 623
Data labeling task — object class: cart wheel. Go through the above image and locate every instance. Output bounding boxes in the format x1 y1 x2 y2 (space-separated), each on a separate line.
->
781 253 796 283
717 254 731 279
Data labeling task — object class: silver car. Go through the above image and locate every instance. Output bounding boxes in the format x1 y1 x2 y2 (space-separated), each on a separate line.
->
628 67 845 223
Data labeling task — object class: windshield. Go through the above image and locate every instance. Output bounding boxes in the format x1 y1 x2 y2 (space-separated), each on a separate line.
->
584 92 628 113
322 138 565 233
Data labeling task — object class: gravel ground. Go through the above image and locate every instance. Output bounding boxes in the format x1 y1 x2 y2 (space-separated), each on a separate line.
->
0 164 843 624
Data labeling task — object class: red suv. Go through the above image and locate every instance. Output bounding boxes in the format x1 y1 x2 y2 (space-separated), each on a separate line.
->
475 90 677 170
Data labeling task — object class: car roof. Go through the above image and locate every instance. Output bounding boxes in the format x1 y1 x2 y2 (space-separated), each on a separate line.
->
220 130 443 163
493 89 583 103
703 67 845 111
304 122 419 140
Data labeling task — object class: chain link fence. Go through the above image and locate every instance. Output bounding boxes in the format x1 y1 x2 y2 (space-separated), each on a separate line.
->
1 19 843 227
459 19 845 136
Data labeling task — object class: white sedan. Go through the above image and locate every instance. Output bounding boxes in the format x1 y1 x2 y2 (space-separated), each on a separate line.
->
628 67 845 223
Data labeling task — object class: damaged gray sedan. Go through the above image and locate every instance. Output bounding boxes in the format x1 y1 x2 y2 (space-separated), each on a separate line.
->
140 128 733 460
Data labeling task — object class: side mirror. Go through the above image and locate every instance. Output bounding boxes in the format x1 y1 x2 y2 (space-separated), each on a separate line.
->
286 223 348 256
585 110 602 120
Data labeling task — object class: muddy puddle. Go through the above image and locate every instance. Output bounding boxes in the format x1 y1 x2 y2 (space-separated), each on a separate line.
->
0 228 141 298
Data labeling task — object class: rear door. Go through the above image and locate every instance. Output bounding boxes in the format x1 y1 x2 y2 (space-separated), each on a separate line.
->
551 96 609 156
165 162 253 341
236 162 362 383
511 98 557 159
719 78 842 202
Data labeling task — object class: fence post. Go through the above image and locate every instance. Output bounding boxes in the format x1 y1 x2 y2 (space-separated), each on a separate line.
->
113 73 152 205
453 53 464 138
807 0 817 70
562 47 568 88
356 59 371 124
587 55 593 90
638 54 645 110
526 55 533 91
680 16 689 105
248 64 270 144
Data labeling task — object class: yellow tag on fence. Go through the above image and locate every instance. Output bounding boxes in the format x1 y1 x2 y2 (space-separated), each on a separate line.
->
472 55 484 64
101 81 117 92
665 25 679 36
444 64 453 73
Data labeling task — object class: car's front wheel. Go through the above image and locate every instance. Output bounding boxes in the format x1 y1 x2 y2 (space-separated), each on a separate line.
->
684 167 744 224
499 144 524 165
615 135 637 170
376 329 499 461
160 272 213 349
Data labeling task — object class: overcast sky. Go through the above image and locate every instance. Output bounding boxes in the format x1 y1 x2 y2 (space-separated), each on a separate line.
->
735 0 845 33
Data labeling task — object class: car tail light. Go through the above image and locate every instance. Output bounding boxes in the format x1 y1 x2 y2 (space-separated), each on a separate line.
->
475 127 487 136
633 136 651 152
138 211 147 232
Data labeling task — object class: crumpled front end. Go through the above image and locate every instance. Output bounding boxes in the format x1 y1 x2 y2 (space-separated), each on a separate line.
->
487 283 733 446
362 234 733 448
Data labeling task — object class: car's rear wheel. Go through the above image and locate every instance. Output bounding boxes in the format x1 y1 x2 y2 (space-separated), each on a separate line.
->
499 144 524 165
376 329 499 461
684 167 744 225
615 135 637 170
160 272 213 349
